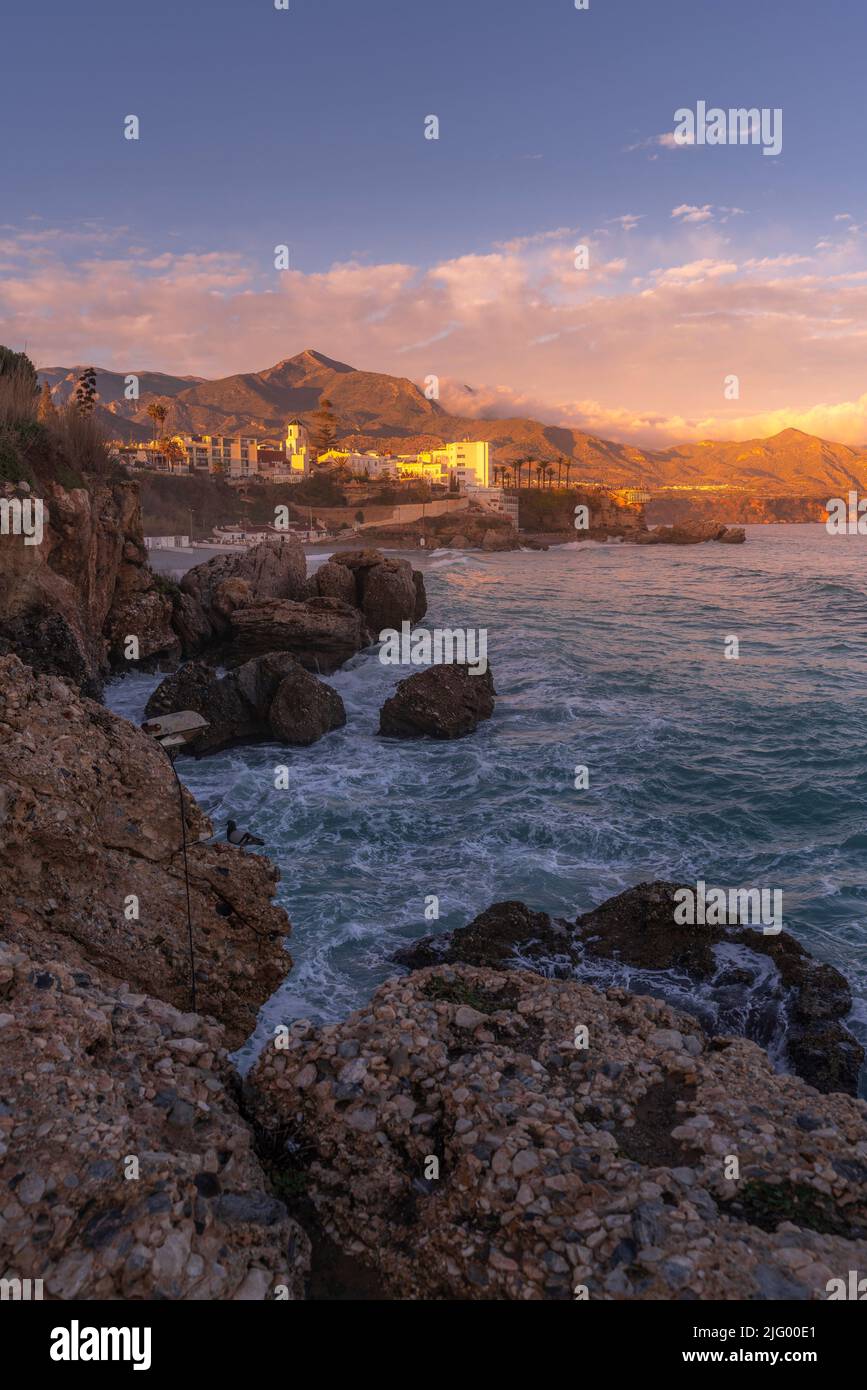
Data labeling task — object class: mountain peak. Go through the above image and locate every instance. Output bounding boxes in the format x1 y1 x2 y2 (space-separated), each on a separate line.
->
289 348 355 373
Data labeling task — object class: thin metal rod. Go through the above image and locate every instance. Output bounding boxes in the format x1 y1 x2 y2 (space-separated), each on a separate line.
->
165 747 197 1013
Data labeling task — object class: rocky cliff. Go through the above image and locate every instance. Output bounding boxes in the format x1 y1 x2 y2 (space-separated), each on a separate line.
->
647 493 830 527
0 653 309 1298
0 654 288 1043
0 476 178 695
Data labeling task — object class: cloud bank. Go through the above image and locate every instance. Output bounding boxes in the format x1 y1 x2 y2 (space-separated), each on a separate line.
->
3 218 867 447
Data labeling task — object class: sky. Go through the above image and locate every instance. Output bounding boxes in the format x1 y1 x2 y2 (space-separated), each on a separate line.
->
2 0 867 445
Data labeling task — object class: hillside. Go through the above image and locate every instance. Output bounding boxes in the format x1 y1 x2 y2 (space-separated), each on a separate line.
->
37 351 867 494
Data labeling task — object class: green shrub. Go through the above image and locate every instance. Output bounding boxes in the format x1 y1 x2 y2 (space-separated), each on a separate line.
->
0 427 36 488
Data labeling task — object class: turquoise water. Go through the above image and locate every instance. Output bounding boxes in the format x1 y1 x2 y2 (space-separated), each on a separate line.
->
108 525 867 1072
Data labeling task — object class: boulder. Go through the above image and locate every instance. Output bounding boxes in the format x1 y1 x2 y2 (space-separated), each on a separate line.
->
172 590 214 654
268 664 347 745
379 664 495 739
360 558 418 634
313 560 358 607
212 576 254 619
104 589 181 669
481 528 514 552
329 548 426 632
449 534 470 549
394 900 568 971
573 882 862 1095
228 596 371 673
249 962 867 1300
180 537 308 638
145 652 346 754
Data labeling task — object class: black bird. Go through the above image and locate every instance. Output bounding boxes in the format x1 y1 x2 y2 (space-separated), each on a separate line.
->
226 819 265 849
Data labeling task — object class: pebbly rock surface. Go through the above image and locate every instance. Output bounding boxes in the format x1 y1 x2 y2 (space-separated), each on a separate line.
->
145 653 345 754
0 938 309 1300
249 962 867 1301
0 478 178 694
628 521 746 545
228 596 371 673
395 884 864 1096
379 664 496 739
322 548 427 629
0 654 290 1047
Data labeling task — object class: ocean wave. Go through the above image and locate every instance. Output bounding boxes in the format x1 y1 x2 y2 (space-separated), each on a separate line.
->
106 529 867 1091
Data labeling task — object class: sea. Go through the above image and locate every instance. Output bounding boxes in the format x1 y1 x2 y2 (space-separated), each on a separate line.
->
109 525 867 1084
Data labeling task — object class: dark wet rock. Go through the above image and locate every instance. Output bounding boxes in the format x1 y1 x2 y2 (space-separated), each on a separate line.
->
629 521 746 546
412 570 428 622
393 882 863 1095
145 652 345 754
360 558 417 634
394 900 568 970
0 611 97 696
145 661 253 753
313 560 358 607
574 882 863 1095
171 590 214 655
268 663 346 744
379 663 495 739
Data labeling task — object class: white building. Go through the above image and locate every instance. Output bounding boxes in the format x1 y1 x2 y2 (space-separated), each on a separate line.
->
144 535 190 550
441 440 489 489
465 485 518 527
285 419 310 477
229 437 260 478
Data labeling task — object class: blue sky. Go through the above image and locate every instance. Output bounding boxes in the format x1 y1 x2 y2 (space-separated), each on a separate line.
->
3 0 867 445
2 0 858 268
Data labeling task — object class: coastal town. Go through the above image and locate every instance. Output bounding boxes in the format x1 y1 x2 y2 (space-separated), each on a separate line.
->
115 414 657 550
130 423 519 548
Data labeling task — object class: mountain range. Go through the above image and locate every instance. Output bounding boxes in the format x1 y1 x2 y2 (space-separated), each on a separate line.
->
37 349 867 496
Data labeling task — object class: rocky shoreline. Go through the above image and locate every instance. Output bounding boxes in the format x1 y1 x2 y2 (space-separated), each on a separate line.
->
3 647 867 1300
1 484 864 1303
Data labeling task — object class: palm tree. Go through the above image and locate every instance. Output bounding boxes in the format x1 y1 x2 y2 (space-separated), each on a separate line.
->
535 461 545 489
564 458 573 489
147 401 168 459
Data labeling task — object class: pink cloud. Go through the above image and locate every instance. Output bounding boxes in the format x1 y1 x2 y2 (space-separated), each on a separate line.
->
4 222 867 446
